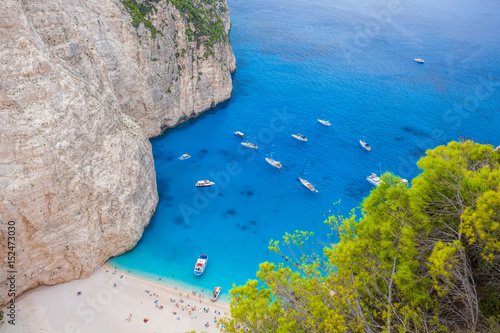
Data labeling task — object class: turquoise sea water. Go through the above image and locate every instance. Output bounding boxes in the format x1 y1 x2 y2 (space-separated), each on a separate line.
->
109 0 500 300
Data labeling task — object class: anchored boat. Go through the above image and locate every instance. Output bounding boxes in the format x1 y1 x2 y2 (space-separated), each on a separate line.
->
317 108 331 126
359 139 371 151
211 287 222 302
194 254 208 276
179 153 191 160
367 173 382 186
298 157 318 192
195 180 215 187
265 141 282 169
414 58 424 64
291 121 307 142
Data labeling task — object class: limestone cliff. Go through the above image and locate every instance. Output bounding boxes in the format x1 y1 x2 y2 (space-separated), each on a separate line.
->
0 0 235 306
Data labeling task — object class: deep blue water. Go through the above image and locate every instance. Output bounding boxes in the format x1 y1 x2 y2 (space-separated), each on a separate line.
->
109 0 500 300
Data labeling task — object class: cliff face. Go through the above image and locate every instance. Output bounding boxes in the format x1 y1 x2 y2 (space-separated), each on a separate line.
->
0 0 235 305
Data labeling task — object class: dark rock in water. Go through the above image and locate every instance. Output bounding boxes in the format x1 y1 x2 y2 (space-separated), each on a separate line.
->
278 195 284 199
236 224 240 227
163 203 172 207
221 213 227 218
345 183 365 199
249 220 257 225
219 150 229 157
167 156 173 161
253 231 257 234
164 195 173 202
402 126 431 138
174 216 190 228
226 209 237 215
246 190 253 197
185 238 190 242
323 176 331 180
218 193 223 196
201 149 208 153
273 210 278 213
240 225 249 231
395 136 406 142
410 148 425 156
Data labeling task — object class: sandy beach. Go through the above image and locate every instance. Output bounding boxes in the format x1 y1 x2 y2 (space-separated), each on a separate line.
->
1 263 231 333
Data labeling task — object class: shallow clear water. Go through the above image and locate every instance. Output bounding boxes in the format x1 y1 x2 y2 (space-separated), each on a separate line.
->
109 0 500 300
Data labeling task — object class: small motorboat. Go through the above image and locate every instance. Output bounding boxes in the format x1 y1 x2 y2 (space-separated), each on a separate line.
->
195 180 215 187
265 157 282 169
360 140 371 151
194 254 208 276
234 131 244 138
179 154 191 160
211 287 222 302
241 141 258 149
414 58 424 64
367 173 382 186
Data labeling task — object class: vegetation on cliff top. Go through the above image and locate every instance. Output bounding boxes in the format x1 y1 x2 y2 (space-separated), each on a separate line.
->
222 141 500 332
121 0 163 38
121 0 228 55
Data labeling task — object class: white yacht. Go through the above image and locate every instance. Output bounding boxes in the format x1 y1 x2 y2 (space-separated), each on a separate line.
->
298 157 318 192
292 133 308 141
195 180 215 187
179 153 191 160
291 121 307 142
265 157 282 169
360 140 371 151
265 141 282 169
414 58 424 64
367 173 382 186
194 254 208 276
317 119 331 126
317 109 331 126
299 177 318 192
234 131 244 138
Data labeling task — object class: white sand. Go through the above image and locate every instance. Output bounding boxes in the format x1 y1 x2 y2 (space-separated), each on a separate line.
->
1 264 231 333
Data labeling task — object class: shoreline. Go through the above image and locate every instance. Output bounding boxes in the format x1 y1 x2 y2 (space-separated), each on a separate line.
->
103 262 231 309
1 263 231 333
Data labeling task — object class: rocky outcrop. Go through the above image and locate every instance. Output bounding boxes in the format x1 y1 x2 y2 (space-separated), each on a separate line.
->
0 0 235 306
